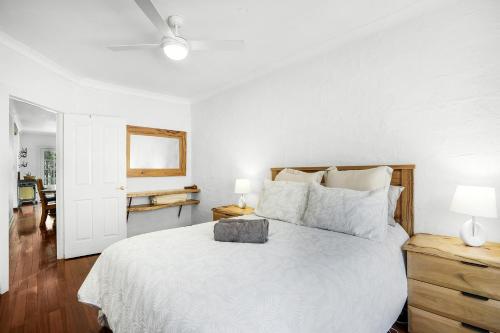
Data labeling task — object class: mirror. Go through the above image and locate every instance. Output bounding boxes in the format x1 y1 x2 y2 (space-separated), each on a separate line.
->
129 135 179 169
127 125 186 177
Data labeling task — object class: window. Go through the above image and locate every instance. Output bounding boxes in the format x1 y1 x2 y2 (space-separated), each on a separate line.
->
41 148 56 186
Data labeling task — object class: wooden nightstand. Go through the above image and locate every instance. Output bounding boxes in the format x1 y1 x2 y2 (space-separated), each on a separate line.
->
403 234 500 333
211 205 254 221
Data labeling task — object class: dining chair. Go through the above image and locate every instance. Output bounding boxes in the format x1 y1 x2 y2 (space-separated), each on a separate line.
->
37 178 56 227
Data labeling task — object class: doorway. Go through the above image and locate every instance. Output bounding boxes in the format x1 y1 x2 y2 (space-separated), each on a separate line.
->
8 96 60 291
4 98 127 294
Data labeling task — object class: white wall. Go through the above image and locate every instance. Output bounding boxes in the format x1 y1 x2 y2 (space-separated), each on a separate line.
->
0 85 9 293
8 111 20 221
0 34 192 292
192 1 500 241
19 132 56 184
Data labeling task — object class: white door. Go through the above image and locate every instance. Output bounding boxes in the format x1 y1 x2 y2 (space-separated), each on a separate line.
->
63 114 126 258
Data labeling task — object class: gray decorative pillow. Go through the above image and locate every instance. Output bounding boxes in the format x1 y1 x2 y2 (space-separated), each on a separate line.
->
255 180 309 224
387 186 404 226
303 182 388 241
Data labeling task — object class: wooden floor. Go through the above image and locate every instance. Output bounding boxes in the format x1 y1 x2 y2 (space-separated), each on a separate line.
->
0 205 107 333
0 204 408 333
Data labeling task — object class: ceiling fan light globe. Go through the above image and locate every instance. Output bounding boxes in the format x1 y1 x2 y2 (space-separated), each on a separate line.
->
162 37 189 60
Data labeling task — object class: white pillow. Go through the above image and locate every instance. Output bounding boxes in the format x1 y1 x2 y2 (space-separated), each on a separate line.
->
275 168 325 183
255 180 309 224
325 166 395 226
388 186 404 226
325 166 393 191
303 183 388 241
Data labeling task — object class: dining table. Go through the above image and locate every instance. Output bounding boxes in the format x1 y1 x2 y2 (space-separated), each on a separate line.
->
42 185 56 200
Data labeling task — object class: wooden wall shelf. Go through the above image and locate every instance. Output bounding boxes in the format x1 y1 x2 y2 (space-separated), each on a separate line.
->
127 188 199 198
128 199 200 213
126 187 200 220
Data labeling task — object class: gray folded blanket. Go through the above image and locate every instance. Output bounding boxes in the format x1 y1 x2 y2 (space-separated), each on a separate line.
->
214 219 269 243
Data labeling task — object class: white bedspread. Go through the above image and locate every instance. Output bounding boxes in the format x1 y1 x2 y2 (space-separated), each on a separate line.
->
78 216 408 333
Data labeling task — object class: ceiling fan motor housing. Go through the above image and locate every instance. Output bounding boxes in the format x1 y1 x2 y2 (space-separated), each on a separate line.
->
167 15 184 32
162 36 188 50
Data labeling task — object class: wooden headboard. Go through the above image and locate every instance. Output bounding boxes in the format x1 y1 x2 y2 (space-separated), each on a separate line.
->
271 164 415 236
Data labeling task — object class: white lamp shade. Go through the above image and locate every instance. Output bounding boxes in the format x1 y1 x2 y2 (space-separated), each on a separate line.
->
450 185 497 218
234 179 250 194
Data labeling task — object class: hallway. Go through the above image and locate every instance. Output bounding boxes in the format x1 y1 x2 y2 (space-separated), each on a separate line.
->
0 205 105 332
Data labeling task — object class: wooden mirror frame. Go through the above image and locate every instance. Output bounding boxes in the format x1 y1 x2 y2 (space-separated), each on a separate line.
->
127 125 187 177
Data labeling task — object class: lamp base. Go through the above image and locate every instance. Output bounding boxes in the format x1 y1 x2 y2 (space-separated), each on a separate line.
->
238 194 246 209
460 218 486 247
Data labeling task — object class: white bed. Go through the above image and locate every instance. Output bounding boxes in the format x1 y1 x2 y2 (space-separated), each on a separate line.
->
78 215 409 333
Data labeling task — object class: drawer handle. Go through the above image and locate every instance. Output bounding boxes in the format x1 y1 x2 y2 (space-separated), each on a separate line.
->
461 261 488 268
461 322 489 332
461 291 489 301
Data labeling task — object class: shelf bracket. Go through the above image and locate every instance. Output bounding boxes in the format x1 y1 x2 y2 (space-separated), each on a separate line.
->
127 197 132 221
177 205 183 218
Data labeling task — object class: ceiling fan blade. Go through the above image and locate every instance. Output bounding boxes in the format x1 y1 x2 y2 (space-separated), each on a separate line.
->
189 40 244 51
107 43 161 51
135 0 173 37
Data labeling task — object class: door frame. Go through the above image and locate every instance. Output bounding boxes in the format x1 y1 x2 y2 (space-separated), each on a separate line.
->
11 96 65 259
0 86 8 294
1 95 65 294
56 112 65 259
1 94 125 294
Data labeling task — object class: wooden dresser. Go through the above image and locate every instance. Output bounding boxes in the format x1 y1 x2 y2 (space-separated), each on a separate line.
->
404 234 500 333
211 205 254 221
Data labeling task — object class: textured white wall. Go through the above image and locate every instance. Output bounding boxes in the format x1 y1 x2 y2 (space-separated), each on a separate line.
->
192 0 500 241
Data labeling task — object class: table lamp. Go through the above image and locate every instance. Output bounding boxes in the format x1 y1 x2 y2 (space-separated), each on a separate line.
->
450 185 497 247
234 179 250 208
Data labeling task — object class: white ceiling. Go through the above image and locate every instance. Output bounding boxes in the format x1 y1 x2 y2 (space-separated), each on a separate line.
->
0 0 448 100
10 99 57 134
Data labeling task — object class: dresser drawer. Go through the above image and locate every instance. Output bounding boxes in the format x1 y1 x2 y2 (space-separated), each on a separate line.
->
408 252 500 300
409 306 488 333
409 279 500 332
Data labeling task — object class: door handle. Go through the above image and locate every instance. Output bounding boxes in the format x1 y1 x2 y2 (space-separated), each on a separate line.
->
117 186 126 190
461 322 489 332
460 261 488 268
461 291 489 301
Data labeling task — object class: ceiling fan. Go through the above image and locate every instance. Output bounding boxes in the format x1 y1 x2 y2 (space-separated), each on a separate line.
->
107 0 244 61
